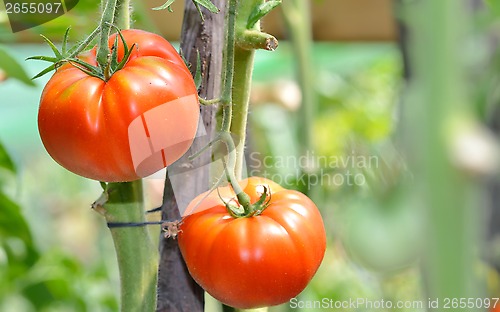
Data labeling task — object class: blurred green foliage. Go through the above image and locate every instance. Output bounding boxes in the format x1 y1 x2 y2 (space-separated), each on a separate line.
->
0 139 118 312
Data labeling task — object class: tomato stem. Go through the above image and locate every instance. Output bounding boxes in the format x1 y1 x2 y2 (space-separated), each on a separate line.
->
96 0 117 71
216 0 279 222
115 0 131 30
230 0 277 181
220 0 237 134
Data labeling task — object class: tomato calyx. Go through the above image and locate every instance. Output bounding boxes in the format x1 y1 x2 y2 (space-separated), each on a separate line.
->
28 27 99 79
28 26 135 81
223 185 272 218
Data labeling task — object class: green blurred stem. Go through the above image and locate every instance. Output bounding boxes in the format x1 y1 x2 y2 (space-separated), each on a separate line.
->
99 181 158 312
409 0 482 305
281 0 314 154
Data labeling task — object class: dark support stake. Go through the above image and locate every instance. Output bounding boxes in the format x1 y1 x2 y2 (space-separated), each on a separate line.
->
156 0 226 311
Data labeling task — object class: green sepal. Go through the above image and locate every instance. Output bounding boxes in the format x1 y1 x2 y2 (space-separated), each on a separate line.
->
115 43 135 73
40 34 63 59
25 55 59 63
110 34 120 70
30 64 57 80
67 58 103 79
28 27 99 79
61 27 71 55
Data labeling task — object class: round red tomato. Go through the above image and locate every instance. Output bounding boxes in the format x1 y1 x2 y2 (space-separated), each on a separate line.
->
38 29 199 182
178 177 326 309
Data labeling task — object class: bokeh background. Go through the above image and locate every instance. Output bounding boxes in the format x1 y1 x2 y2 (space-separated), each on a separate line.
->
1 0 500 311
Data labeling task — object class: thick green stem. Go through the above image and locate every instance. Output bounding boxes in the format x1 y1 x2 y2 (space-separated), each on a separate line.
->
230 47 254 181
115 0 131 30
98 181 158 312
96 0 117 69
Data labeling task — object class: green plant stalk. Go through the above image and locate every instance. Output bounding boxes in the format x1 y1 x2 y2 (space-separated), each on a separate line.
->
281 0 314 194
101 181 158 312
407 0 483 304
96 0 117 69
281 0 314 154
229 0 264 181
115 0 131 30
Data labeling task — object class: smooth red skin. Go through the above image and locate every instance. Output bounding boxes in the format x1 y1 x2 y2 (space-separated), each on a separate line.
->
38 29 199 182
178 177 327 309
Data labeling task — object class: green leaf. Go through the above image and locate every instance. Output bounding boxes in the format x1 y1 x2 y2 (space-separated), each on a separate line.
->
0 192 35 248
192 0 219 13
0 141 16 174
247 0 281 29
0 46 35 86
152 0 176 12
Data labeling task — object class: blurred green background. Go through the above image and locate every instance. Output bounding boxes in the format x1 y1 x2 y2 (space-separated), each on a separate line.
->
2 0 500 311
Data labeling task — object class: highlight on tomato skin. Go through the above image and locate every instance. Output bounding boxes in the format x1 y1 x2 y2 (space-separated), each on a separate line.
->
177 177 327 309
37 29 200 182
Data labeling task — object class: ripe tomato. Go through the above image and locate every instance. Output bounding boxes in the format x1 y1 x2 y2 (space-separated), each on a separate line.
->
38 29 199 182
178 177 326 309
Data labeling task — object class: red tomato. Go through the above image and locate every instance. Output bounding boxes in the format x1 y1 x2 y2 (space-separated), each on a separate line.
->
38 29 199 182
178 177 327 309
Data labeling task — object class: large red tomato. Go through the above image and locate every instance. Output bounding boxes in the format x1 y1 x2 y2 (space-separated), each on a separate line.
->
38 29 199 182
178 177 326 309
